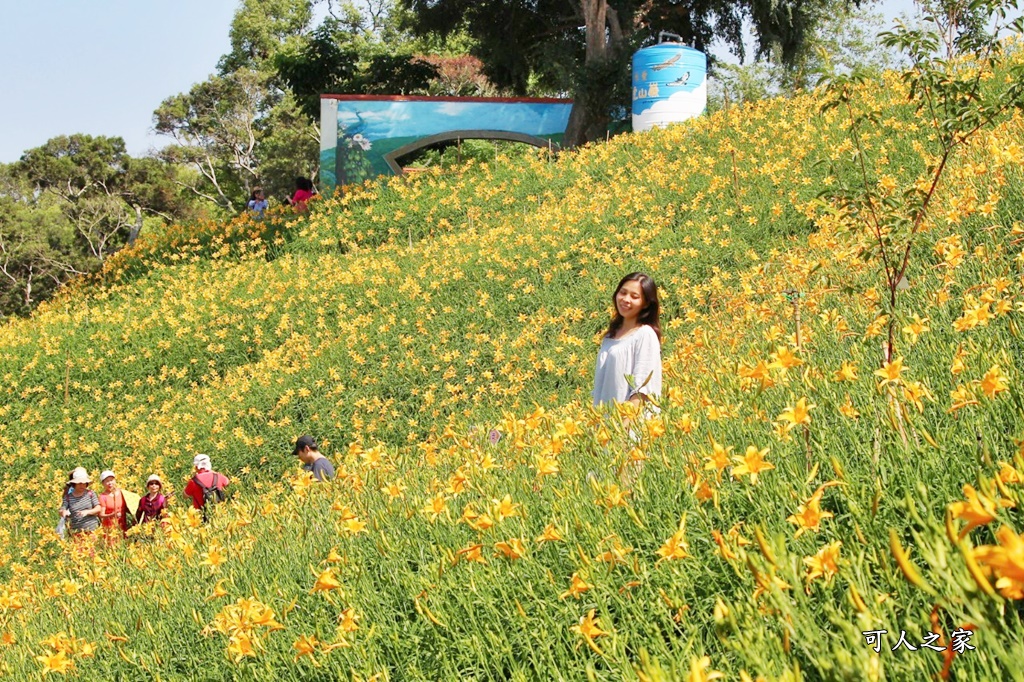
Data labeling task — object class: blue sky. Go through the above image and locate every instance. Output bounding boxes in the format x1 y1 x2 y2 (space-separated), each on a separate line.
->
0 0 237 163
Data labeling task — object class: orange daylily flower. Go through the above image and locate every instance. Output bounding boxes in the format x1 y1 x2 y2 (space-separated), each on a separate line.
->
494 538 526 560
704 439 733 476
949 484 1012 538
207 579 229 601
980 365 1009 399
787 483 838 538
457 543 488 564
35 650 74 675
777 397 814 427
491 494 521 521
731 446 774 485
227 631 257 661
948 384 980 412
536 523 563 543
657 528 690 563
997 462 1022 485
342 517 367 535
570 609 608 652
874 357 906 386
312 568 343 594
422 493 447 522
803 541 842 586
834 362 858 382
768 346 803 371
293 634 319 661
559 573 593 600
973 526 1024 599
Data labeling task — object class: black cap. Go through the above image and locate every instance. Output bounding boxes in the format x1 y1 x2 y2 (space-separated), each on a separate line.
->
292 435 317 456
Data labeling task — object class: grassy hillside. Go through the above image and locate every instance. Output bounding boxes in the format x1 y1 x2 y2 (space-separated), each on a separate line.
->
0 55 1023 679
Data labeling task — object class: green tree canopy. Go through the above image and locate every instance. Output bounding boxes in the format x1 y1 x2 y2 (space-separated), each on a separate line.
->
1 135 196 316
401 0 851 146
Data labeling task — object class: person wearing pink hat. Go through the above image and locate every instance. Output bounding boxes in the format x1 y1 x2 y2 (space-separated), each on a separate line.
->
58 467 101 537
136 474 167 524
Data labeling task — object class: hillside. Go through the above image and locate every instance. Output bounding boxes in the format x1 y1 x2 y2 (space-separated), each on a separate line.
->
0 58 1023 679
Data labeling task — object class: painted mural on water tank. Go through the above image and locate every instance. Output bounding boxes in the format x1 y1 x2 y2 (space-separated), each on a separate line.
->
632 44 707 132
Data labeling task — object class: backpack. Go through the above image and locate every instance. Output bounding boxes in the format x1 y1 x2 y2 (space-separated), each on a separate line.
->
192 473 225 522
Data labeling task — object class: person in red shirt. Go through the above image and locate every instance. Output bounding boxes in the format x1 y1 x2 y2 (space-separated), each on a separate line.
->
98 469 129 538
183 454 229 518
284 176 315 212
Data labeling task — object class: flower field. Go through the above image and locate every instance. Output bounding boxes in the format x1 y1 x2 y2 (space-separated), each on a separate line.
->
1 49 1024 679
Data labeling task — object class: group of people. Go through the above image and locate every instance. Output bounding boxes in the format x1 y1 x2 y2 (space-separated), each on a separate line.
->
246 177 317 219
57 271 661 540
58 436 335 540
58 454 230 539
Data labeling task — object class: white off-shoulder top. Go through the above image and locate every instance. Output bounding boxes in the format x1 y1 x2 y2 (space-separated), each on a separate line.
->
592 325 662 408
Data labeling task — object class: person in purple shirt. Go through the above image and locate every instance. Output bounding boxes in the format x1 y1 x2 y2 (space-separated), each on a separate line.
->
136 474 167 523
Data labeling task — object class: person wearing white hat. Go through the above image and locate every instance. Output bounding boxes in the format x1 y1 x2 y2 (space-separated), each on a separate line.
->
183 454 229 521
58 467 101 536
136 474 167 524
98 469 129 538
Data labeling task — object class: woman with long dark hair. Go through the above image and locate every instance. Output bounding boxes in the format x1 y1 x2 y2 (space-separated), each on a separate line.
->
592 272 662 412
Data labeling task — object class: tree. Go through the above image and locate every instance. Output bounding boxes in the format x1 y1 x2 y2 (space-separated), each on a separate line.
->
419 54 500 96
0 136 193 316
401 0 847 147
274 20 362 120
710 3 896 107
916 0 993 59
218 0 315 73
155 68 280 211
0 166 78 316
256 93 323 199
155 0 323 208
19 135 141 261
821 0 1024 366
274 14 439 121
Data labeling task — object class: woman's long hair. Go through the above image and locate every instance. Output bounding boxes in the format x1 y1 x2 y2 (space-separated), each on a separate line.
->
604 272 661 341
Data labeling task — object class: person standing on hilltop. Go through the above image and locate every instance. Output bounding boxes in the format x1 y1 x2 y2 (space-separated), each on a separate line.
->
283 177 315 212
292 435 335 482
592 272 663 413
184 454 229 522
247 187 269 219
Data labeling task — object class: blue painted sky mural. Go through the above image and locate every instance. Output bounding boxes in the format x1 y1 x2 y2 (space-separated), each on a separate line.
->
321 97 573 191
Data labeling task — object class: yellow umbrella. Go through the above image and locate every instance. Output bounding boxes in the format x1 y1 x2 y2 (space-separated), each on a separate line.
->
121 490 141 523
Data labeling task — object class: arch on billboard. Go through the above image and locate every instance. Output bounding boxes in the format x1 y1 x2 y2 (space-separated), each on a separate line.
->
319 95 573 192
383 130 559 174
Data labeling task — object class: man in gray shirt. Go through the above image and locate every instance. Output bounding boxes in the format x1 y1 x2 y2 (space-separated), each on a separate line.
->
292 435 335 482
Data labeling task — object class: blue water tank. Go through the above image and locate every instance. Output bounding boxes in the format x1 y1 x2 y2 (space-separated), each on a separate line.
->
632 41 707 132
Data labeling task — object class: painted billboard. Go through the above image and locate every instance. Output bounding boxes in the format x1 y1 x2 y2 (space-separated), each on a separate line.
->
320 95 573 192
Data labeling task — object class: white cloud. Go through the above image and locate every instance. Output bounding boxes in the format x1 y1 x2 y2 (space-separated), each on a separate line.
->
435 102 469 116
632 80 708 132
